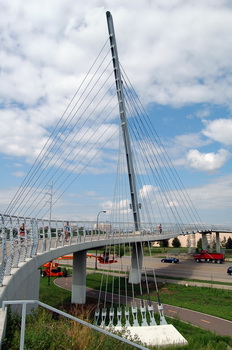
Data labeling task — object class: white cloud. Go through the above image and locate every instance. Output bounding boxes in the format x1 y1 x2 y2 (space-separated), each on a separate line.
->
0 1 232 226
187 174 232 210
168 133 211 163
0 1 232 164
202 119 232 146
11 171 26 178
196 108 211 119
139 185 157 199
0 108 49 161
186 148 230 171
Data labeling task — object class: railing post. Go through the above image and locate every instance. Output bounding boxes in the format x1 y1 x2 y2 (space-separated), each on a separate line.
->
0 215 7 286
20 302 27 350
5 216 14 276
42 220 46 252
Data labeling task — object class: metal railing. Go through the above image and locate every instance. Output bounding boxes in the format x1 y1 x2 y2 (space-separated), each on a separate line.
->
1 213 230 287
2 300 150 350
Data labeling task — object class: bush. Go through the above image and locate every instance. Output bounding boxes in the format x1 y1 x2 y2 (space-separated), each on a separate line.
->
172 237 181 248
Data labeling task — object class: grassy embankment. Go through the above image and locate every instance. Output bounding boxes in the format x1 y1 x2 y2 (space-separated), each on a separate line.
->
86 273 232 321
2 273 232 350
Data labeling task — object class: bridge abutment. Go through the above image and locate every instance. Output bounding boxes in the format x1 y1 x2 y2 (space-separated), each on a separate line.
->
71 251 86 304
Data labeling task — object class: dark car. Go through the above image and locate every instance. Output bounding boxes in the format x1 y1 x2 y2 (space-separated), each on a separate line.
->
161 257 179 263
227 266 232 275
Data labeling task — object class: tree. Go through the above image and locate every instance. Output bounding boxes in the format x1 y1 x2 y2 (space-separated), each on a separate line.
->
112 244 125 258
159 239 169 248
197 238 202 251
226 237 232 249
172 237 181 248
221 236 227 248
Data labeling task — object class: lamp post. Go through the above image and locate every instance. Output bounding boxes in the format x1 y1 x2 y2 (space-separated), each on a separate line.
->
95 210 106 269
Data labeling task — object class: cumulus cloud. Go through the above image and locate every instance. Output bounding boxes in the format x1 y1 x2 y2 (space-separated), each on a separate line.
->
186 174 232 216
0 1 232 225
0 108 49 162
0 1 232 163
186 148 230 171
168 133 211 162
139 185 157 199
202 119 232 146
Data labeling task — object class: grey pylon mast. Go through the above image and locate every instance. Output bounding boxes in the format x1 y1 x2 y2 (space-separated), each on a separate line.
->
106 11 141 231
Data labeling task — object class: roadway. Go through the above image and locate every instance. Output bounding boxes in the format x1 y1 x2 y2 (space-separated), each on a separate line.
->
85 256 232 283
55 254 232 336
55 277 232 337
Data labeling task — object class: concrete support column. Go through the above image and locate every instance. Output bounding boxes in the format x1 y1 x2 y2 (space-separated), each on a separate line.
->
216 232 221 253
192 233 196 251
201 233 208 250
129 242 143 284
72 251 86 304
209 233 213 252
187 235 191 254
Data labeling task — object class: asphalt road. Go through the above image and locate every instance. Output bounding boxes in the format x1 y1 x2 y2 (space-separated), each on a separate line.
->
55 276 232 337
86 255 232 283
54 255 232 336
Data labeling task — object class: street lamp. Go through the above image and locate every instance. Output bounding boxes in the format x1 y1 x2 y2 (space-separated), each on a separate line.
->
96 210 107 231
95 210 106 269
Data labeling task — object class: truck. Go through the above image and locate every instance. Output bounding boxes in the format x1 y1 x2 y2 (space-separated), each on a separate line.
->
193 250 224 263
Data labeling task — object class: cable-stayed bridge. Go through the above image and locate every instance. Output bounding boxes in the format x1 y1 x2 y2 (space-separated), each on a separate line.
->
1 11 231 347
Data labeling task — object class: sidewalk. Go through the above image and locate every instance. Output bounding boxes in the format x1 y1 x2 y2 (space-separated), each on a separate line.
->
156 277 232 290
55 276 232 337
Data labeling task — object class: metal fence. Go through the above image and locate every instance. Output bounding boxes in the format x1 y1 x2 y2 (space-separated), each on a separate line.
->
2 300 150 350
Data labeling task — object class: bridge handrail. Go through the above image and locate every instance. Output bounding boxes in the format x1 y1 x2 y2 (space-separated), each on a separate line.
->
2 300 149 350
1 213 230 287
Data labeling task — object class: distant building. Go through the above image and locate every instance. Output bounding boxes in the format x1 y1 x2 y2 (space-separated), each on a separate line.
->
94 222 112 232
154 232 231 249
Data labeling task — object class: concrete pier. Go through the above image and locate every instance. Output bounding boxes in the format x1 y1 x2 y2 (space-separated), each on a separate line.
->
129 243 143 284
72 251 86 304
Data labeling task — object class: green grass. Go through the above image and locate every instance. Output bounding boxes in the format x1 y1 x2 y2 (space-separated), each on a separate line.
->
39 276 71 308
163 318 232 350
86 273 232 321
150 274 232 286
3 276 232 350
158 284 232 321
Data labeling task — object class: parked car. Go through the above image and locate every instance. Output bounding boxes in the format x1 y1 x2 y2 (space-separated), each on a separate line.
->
161 257 179 263
227 266 232 275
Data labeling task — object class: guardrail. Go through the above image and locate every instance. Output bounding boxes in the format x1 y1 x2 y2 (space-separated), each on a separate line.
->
2 300 149 350
1 214 230 287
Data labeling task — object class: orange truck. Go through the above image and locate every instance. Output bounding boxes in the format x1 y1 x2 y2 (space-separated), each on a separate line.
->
41 261 68 278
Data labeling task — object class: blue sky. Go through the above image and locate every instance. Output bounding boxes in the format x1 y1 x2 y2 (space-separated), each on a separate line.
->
0 1 232 227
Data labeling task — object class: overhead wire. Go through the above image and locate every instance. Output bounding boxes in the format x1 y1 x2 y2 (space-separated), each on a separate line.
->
19 76 117 218
120 65 205 231
5 40 113 217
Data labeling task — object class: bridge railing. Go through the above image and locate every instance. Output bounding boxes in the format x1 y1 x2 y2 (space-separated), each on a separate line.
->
2 300 149 350
1 213 225 287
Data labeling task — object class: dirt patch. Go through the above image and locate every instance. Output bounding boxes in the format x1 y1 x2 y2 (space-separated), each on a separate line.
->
159 286 176 295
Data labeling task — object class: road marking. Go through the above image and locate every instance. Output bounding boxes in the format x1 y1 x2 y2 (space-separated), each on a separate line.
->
168 310 177 313
201 319 210 324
